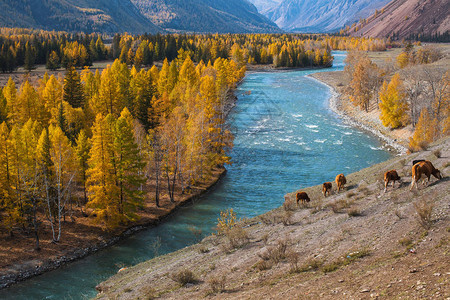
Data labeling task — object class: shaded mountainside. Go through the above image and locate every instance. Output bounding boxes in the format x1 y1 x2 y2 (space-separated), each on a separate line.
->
348 0 450 40
0 0 281 34
130 0 281 33
0 0 162 34
95 137 450 299
248 0 390 32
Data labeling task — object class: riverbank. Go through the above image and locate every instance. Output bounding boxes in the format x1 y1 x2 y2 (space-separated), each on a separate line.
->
96 137 449 299
0 166 227 289
309 71 409 154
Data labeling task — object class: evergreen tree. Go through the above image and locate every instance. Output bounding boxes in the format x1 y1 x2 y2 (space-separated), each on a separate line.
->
114 108 145 220
63 66 84 108
24 42 35 72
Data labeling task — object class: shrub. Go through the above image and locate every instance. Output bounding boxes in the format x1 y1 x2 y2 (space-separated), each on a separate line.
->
226 226 249 249
283 200 297 211
254 259 272 271
329 199 350 213
216 209 237 235
282 210 293 226
287 251 300 273
208 275 226 294
267 239 288 263
348 208 361 217
310 198 323 214
433 149 441 158
259 213 276 225
171 269 197 286
414 199 434 229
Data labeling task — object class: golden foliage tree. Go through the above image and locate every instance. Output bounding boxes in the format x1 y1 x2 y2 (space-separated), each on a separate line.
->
379 73 409 129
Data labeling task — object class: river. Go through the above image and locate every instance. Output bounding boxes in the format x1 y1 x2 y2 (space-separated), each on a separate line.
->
1 51 393 299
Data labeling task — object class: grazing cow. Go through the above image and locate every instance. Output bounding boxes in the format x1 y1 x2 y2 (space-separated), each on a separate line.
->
410 160 442 190
413 159 425 166
322 182 332 197
296 191 311 205
384 170 401 192
335 174 347 192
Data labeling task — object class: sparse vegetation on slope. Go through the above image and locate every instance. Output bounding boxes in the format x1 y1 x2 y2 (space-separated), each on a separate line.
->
96 137 449 299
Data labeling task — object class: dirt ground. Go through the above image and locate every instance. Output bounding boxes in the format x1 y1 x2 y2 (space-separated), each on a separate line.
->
96 137 450 300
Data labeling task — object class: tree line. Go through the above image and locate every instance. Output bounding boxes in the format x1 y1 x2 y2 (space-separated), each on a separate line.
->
0 28 396 73
0 50 245 249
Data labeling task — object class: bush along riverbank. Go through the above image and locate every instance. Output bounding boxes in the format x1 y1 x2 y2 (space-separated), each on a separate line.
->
96 137 449 299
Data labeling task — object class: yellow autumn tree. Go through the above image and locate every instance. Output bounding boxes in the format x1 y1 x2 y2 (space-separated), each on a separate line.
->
379 73 409 129
409 108 439 151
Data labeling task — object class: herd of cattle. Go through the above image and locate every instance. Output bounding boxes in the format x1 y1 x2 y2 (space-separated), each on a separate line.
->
295 160 443 205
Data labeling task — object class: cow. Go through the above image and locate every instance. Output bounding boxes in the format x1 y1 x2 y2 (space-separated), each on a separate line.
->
296 191 311 205
335 174 347 192
322 182 332 197
384 170 401 192
413 159 425 166
410 160 442 190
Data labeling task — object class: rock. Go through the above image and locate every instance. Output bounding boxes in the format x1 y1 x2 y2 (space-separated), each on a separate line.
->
370 293 379 298
361 288 371 293
338 279 344 283
433 273 441 276
409 269 418 273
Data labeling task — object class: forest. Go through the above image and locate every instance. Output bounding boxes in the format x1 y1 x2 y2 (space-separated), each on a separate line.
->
0 29 394 251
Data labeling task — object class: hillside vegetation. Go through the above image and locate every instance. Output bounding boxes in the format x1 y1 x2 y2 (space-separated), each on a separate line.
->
96 137 449 299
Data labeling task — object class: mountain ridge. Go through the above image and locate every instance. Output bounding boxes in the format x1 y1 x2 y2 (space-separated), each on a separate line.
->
0 0 281 34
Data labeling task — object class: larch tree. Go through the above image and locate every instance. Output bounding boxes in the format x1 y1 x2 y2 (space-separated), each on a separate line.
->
379 73 409 129
75 129 91 209
409 108 438 151
86 114 119 229
3 77 18 124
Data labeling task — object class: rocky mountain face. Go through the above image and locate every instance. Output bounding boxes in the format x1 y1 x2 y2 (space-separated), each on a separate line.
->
0 0 281 34
348 0 450 40
130 0 281 33
247 0 390 32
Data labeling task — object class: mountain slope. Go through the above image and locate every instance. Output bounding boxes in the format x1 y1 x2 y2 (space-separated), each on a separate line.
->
0 0 162 34
248 0 391 32
348 0 450 40
130 0 282 33
0 0 281 34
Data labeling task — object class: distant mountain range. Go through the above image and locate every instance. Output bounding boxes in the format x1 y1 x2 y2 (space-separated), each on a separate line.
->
247 0 391 32
347 0 450 40
0 0 281 34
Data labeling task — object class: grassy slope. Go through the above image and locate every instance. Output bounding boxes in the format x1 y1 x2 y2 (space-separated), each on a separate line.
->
96 136 449 299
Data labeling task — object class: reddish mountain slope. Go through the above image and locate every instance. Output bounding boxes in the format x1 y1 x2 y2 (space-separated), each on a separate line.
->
349 0 449 40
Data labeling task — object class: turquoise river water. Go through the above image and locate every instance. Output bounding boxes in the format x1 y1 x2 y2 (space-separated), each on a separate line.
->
1 52 393 299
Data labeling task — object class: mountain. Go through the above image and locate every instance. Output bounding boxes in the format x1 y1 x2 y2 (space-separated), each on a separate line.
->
0 0 162 34
0 0 281 34
348 0 450 40
130 0 281 33
247 0 391 32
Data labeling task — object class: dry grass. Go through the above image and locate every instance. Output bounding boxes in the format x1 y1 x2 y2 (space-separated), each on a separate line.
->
283 201 297 211
348 208 361 217
413 199 434 230
281 211 294 226
328 199 350 213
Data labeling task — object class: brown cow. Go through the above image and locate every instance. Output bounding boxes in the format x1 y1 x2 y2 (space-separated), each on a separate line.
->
410 160 442 190
322 182 332 197
296 191 311 205
335 174 346 192
384 170 401 192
